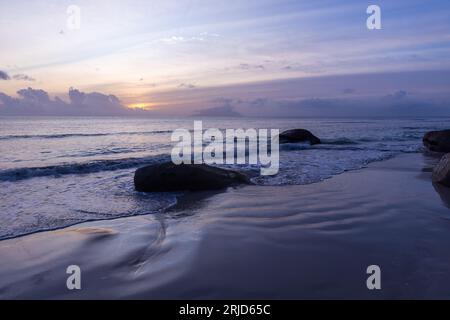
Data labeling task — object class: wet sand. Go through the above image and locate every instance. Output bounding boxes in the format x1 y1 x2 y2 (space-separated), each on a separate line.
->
1 153 450 299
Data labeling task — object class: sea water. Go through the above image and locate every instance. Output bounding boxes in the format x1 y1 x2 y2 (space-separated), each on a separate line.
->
0 116 448 239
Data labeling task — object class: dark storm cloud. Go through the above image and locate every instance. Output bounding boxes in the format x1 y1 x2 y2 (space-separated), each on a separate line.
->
0 87 147 116
12 74 35 81
0 70 10 80
225 91 450 118
0 71 35 81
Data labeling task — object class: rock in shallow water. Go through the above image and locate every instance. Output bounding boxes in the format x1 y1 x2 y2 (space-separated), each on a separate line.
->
134 162 250 192
423 130 450 153
279 129 321 145
432 153 450 187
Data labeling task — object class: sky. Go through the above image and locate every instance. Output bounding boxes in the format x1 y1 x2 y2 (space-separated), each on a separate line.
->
1 0 450 117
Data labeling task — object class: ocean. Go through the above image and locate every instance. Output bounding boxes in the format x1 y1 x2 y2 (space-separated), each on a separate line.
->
1 116 448 240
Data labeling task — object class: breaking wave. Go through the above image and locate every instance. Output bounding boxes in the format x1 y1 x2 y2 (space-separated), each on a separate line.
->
0 155 170 182
0 130 172 141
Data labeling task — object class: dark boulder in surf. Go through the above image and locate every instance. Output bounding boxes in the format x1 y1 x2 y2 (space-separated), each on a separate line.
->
279 129 321 145
432 153 450 187
134 162 250 192
423 130 450 153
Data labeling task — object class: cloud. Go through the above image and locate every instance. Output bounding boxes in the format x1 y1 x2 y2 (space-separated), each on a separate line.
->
158 32 219 44
141 70 450 116
192 103 242 118
0 70 10 80
342 88 356 94
210 91 450 118
0 87 148 116
281 63 323 74
17 87 50 103
12 74 35 81
386 90 408 100
159 36 188 44
238 63 265 71
178 83 196 89
224 63 266 72
0 71 36 81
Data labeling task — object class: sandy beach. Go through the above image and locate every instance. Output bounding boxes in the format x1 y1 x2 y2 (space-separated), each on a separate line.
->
1 152 449 299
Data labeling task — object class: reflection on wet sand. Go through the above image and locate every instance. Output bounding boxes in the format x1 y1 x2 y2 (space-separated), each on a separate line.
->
433 182 450 209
